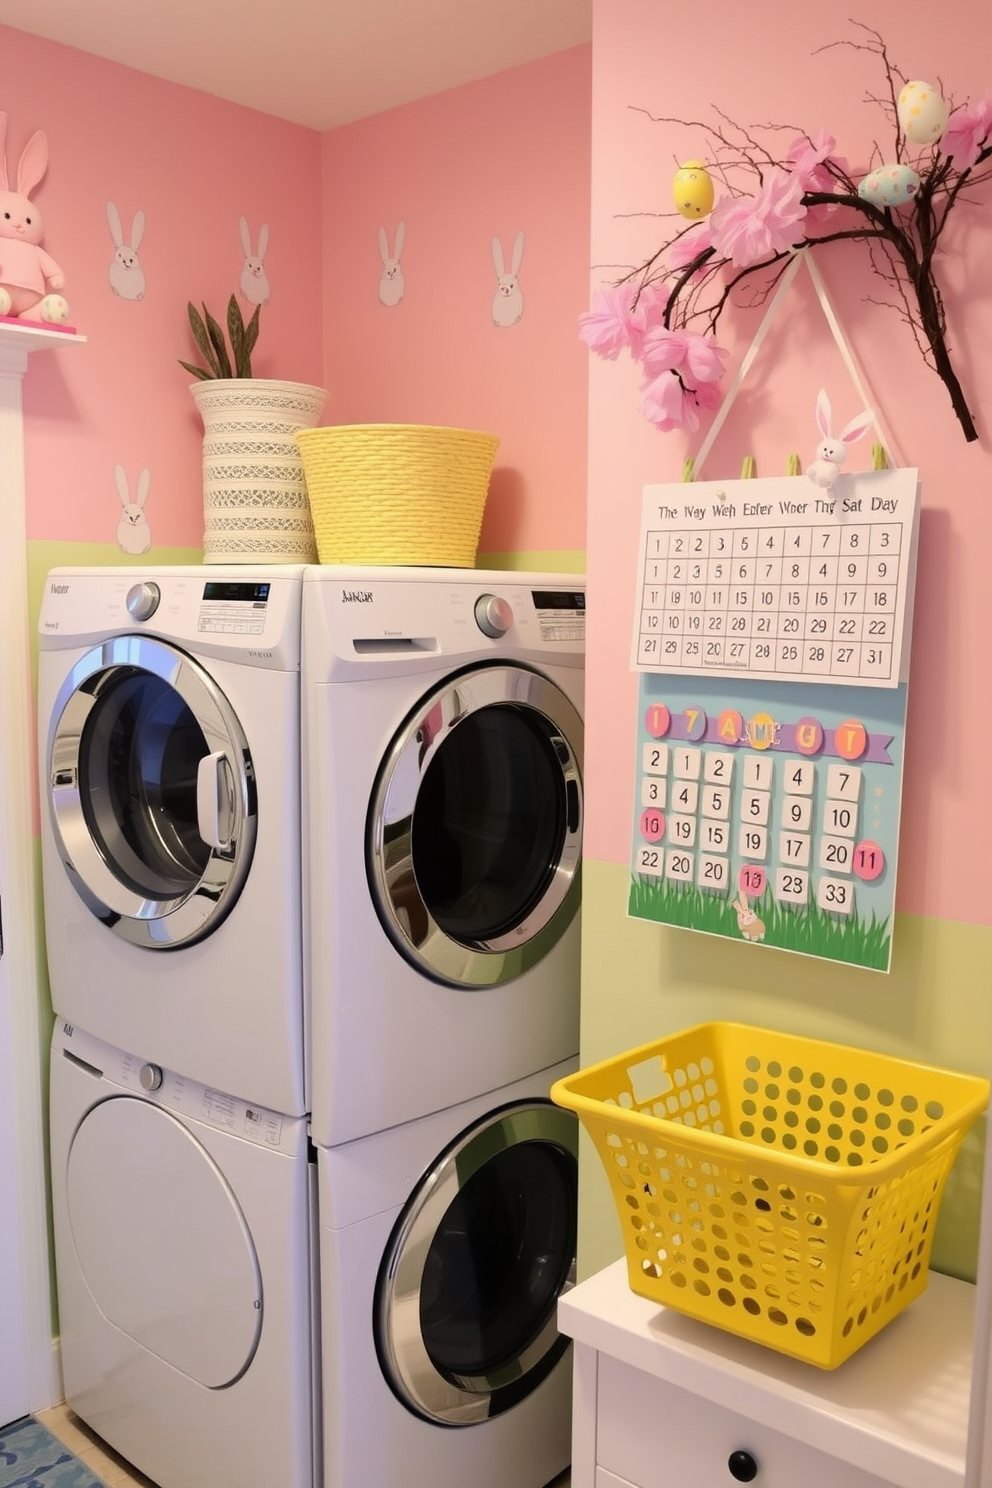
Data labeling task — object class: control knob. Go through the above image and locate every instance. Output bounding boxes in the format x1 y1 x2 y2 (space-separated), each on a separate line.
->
126 582 161 622
474 594 513 638
139 1063 164 1092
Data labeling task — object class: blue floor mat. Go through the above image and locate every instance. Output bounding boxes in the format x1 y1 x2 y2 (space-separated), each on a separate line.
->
0 1417 108 1487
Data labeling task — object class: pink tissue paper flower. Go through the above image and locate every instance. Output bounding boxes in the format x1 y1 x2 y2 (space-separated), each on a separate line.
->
640 371 722 433
578 283 668 361
786 130 849 227
942 94 992 170
710 168 807 268
641 327 728 384
668 221 714 276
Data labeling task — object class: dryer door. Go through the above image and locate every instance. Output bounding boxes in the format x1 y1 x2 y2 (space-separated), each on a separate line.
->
47 636 256 948
66 1095 263 1388
367 664 583 987
374 1100 577 1424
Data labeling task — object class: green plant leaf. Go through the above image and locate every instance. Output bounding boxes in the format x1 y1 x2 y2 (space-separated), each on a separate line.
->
203 302 233 379
186 301 221 377
242 304 260 375
227 294 248 377
179 360 212 380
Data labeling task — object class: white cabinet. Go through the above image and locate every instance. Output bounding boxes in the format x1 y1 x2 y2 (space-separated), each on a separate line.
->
559 1259 974 1488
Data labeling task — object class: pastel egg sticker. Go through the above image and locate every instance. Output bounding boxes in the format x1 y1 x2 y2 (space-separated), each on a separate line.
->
897 80 949 144
853 840 885 881
640 808 666 843
672 160 715 219
645 702 671 737
857 163 921 209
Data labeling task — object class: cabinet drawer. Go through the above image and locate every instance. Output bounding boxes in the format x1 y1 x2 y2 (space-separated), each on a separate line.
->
597 1355 892 1488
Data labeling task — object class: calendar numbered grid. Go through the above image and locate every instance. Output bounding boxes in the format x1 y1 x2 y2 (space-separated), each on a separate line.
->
635 522 906 685
636 740 882 921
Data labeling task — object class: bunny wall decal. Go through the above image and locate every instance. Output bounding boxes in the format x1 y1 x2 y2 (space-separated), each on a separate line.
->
239 217 270 306
106 201 146 300
491 230 525 327
377 222 405 307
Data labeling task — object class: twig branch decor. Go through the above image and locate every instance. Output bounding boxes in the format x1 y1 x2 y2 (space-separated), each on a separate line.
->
580 26 991 443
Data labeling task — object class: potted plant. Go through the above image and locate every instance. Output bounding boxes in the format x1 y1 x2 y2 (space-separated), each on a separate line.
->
182 293 327 565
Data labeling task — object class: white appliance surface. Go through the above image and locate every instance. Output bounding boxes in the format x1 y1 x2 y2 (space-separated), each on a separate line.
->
318 1056 577 1488
50 1020 315 1488
302 566 585 1146
38 566 306 1115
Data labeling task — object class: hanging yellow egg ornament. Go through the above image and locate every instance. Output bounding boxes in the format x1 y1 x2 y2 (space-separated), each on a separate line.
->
673 160 715 219
897 81 949 144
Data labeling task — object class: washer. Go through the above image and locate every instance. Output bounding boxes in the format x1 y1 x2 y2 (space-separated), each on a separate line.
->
302 567 585 1147
38 566 306 1115
50 1020 316 1488
318 1055 577 1488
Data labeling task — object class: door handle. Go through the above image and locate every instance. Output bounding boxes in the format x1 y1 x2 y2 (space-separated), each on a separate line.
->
196 752 234 850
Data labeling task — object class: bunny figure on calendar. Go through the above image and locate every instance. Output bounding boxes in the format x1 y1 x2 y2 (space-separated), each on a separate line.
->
805 388 875 490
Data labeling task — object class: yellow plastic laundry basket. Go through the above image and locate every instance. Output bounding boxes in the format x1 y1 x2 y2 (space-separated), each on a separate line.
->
295 423 500 567
552 1022 988 1368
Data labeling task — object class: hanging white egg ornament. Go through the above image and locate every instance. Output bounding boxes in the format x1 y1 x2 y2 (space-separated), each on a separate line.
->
897 81 949 144
857 163 921 209
673 160 715 219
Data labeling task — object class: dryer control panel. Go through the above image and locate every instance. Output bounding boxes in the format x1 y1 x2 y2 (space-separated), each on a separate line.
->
55 1022 301 1153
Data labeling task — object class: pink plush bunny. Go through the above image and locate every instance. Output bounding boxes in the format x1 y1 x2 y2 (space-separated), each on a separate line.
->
0 112 68 319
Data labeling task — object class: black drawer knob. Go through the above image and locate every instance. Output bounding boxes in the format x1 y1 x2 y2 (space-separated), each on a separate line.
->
728 1449 759 1482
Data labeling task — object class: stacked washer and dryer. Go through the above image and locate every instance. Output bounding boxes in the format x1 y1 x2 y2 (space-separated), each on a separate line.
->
37 562 586 1488
301 567 586 1488
38 568 316 1488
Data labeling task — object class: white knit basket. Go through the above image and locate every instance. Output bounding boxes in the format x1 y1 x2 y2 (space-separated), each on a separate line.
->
191 379 328 563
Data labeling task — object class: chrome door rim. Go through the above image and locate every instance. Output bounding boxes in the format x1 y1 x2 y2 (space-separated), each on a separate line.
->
367 665 583 987
375 1101 577 1424
47 635 256 949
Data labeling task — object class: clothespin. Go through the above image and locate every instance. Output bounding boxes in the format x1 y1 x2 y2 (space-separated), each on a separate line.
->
740 455 756 479
872 443 890 470
786 453 802 476
681 456 695 483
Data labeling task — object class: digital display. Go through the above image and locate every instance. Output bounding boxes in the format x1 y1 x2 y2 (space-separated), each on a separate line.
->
202 582 271 604
531 590 586 611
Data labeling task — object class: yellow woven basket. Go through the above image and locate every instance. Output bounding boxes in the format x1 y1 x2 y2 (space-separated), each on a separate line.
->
552 1022 989 1369
295 423 500 566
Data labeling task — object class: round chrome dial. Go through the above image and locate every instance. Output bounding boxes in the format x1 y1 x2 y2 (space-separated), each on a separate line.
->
125 582 161 622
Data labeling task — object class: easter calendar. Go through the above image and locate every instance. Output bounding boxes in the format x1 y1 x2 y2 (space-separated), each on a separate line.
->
628 470 920 971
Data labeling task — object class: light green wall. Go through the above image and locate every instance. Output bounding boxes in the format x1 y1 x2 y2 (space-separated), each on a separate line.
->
577 858 992 1284
476 550 586 574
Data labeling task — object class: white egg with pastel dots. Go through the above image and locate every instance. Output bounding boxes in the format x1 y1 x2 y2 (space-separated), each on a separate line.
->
897 80 949 143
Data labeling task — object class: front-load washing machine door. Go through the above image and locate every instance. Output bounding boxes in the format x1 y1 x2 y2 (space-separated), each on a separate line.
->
47 636 256 948
66 1094 263 1387
367 664 583 987
374 1100 577 1424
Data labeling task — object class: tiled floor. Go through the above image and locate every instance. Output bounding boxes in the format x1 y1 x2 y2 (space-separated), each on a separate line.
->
35 1404 157 1487
36 1402 571 1487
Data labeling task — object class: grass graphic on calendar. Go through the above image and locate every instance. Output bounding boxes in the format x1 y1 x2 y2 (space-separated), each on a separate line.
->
628 674 909 972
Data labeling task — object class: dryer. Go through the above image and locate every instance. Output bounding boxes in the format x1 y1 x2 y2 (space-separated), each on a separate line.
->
301 567 585 1147
38 566 306 1115
50 1020 316 1488
318 1056 577 1488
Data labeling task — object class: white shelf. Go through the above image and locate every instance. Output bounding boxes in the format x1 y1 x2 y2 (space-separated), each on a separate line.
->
0 317 87 356
560 1259 973 1488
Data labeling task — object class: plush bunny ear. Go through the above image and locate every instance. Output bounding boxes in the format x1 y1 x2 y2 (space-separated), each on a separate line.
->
114 464 131 508
492 235 506 276
130 209 146 250
0 112 9 191
815 388 833 439
839 409 875 445
257 223 269 259
134 468 151 507
393 220 405 260
16 129 48 197
510 229 525 275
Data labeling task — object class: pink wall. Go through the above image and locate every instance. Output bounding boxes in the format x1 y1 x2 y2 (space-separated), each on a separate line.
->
585 0 992 926
1 25 323 550
319 46 591 559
